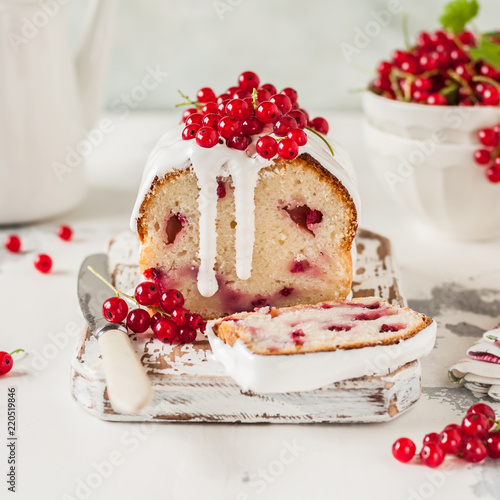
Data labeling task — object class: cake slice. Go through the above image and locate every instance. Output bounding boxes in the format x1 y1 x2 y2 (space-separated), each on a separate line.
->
208 297 436 393
211 297 433 355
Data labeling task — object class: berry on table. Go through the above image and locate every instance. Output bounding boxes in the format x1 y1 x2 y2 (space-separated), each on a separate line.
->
188 313 206 332
0 352 14 376
462 437 488 463
419 443 445 468
102 297 128 323
467 403 496 422
486 432 500 459
423 432 440 444
177 326 197 344
170 307 189 326
486 166 500 183
34 254 52 274
4 235 21 253
474 149 491 166
57 225 73 241
392 437 416 462
462 412 492 438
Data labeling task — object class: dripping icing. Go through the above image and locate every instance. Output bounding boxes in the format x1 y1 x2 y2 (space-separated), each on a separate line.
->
130 125 361 297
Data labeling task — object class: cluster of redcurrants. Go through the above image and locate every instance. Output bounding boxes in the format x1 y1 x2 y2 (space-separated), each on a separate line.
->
0 349 24 376
180 71 329 160
473 125 500 183
392 403 500 467
102 281 206 345
372 29 500 106
3 225 73 273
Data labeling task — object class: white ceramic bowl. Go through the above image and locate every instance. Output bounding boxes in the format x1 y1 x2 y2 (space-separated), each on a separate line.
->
362 91 500 143
363 120 500 240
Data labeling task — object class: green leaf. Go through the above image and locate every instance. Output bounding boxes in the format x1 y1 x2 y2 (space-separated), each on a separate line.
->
439 0 479 33
470 38 500 70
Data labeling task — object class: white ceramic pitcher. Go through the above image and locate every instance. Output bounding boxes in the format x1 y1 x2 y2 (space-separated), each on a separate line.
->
0 0 118 225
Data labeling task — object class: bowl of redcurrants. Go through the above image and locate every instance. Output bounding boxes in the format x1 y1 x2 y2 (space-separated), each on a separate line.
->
363 0 500 240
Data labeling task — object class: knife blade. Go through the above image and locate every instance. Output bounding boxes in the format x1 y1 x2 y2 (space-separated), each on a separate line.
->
78 254 152 413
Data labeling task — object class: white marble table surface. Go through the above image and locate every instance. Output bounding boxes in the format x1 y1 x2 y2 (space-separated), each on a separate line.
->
1 112 500 500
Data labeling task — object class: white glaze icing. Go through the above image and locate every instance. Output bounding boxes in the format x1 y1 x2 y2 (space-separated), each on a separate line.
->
130 125 360 297
206 320 437 394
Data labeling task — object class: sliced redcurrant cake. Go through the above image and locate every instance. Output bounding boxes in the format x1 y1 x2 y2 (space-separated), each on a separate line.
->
131 72 359 319
211 297 433 355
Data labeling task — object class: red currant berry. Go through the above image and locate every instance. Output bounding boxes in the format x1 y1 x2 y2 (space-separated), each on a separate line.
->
482 86 500 106
439 428 464 454
260 83 277 95
232 89 251 100
153 317 178 344
287 129 307 146
196 87 216 103
280 87 298 103
150 312 162 327
126 308 151 333
217 100 229 115
57 224 73 241
443 423 462 432
412 89 430 102
0 352 14 376
170 308 189 326
486 432 500 459
34 254 52 273
462 437 488 463
474 149 492 165
478 128 498 148
188 313 206 331
487 166 500 183
226 99 251 120
256 101 281 123
417 31 433 49
278 138 299 160
202 102 219 115
273 116 298 136
461 412 491 438
455 64 474 83
4 235 21 253
414 78 432 92
377 61 393 77
392 437 416 463
160 289 185 312
423 432 441 444
182 108 198 123
310 117 329 135
102 297 128 323
427 93 447 105
226 134 251 151
202 113 220 129
419 443 445 467
419 53 439 72
459 31 476 46
185 113 203 126
256 136 278 159
270 94 293 115
288 110 307 129
467 403 496 422
178 326 197 344
401 59 420 74
256 88 271 103
218 116 242 139
134 281 160 306
182 124 199 141
238 71 260 91
241 116 264 136
195 126 218 148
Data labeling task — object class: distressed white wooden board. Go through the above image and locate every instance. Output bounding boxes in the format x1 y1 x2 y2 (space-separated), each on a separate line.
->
71 229 423 423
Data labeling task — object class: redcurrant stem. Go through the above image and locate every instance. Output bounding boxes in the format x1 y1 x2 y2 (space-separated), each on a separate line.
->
87 266 171 318
472 76 500 93
402 12 410 50
10 349 24 355
87 266 135 302
448 69 474 96
305 127 335 156
251 88 258 111
175 90 200 109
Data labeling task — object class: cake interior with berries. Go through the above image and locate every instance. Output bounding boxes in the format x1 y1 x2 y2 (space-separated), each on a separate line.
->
207 297 436 393
131 72 359 320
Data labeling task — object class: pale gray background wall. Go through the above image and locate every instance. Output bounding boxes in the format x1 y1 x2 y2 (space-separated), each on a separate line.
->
72 0 500 112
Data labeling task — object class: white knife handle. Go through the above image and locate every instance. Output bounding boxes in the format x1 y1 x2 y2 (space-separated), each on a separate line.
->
98 328 152 413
